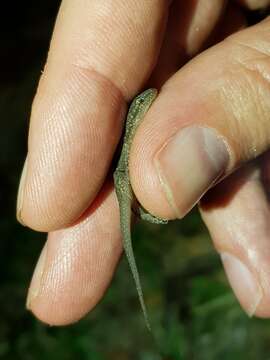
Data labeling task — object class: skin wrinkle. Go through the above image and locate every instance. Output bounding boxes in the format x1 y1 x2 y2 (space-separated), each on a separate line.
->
30 158 54 224
30 91 75 222
237 68 270 152
235 59 270 114
234 40 270 57
212 62 270 163
230 36 270 87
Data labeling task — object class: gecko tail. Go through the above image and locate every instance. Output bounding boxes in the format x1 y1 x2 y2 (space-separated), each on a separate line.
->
119 198 152 331
114 171 152 331
123 238 152 331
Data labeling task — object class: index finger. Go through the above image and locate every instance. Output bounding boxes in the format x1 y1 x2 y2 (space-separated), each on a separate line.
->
17 0 169 231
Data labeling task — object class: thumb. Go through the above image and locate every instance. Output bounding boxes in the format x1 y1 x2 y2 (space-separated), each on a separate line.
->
130 17 270 220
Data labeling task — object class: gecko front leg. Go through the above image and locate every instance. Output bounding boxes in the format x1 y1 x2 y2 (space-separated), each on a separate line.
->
137 205 168 225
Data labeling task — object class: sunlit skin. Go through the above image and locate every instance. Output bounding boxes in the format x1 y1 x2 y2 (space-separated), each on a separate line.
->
17 0 270 325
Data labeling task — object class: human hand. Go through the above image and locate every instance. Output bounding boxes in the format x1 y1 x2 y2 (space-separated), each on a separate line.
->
17 0 270 325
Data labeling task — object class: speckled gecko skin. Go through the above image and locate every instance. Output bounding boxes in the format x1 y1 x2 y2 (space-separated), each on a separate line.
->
113 89 168 330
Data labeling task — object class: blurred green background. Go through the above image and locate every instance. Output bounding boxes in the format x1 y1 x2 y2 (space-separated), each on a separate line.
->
1 1 270 359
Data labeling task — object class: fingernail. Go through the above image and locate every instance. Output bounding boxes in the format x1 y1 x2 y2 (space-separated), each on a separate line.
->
26 244 47 310
17 157 28 225
155 126 230 218
221 252 262 316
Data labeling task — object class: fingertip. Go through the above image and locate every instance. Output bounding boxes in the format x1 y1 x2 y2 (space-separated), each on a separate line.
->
201 165 270 319
26 187 122 325
20 68 125 232
220 252 263 317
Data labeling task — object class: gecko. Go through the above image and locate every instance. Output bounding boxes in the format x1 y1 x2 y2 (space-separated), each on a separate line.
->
113 88 168 331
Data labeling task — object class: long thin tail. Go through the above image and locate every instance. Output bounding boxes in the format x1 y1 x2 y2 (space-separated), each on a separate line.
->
118 191 151 331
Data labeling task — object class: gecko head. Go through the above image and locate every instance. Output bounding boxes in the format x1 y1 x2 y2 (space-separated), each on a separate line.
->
133 88 158 109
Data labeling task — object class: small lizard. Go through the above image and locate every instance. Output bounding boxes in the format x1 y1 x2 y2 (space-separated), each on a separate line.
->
113 88 168 330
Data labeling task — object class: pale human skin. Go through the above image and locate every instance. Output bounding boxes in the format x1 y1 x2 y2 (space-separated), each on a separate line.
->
17 0 270 325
